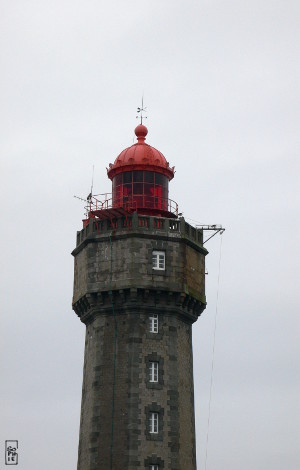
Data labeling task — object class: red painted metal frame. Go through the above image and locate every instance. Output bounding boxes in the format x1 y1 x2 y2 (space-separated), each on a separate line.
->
82 193 178 227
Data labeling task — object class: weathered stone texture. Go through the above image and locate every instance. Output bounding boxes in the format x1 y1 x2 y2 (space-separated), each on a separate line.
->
72 215 207 470
72 215 207 306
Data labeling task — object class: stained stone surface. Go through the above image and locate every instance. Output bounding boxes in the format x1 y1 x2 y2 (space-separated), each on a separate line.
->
72 215 207 470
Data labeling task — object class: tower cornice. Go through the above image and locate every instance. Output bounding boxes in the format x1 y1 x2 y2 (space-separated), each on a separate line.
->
72 288 206 325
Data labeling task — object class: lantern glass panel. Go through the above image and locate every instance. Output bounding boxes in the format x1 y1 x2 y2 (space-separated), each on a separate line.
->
144 171 154 183
123 172 132 184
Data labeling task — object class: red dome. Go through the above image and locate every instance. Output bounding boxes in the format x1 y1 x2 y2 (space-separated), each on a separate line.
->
107 124 175 180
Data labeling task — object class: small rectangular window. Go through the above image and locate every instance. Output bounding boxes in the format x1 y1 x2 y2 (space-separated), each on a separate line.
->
150 466 158 470
152 251 165 270
149 412 158 434
149 314 158 333
149 362 159 382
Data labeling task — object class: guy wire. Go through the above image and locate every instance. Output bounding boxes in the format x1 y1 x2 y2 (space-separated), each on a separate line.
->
204 233 223 470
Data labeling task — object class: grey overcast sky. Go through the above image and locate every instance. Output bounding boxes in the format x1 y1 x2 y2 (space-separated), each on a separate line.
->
1 0 299 468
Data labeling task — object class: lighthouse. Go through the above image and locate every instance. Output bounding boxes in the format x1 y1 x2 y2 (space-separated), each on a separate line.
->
72 123 208 470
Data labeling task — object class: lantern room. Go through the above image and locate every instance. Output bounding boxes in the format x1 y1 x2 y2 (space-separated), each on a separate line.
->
107 124 177 218
83 124 178 226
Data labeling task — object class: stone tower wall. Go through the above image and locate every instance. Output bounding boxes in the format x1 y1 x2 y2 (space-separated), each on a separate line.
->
72 215 207 469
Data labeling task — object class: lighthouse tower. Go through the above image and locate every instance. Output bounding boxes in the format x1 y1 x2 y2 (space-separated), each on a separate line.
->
72 123 208 470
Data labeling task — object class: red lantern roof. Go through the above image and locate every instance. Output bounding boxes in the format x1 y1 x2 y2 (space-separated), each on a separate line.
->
107 124 175 180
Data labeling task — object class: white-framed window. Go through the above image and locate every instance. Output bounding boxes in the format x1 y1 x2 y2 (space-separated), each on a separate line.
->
152 250 165 270
149 314 158 333
149 361 159 382
149 412 158 434
150 466 159 470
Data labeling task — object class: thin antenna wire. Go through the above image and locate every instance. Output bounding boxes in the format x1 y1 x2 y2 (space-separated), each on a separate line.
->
204 234 223 470
185 216 206 225
91 164 95 196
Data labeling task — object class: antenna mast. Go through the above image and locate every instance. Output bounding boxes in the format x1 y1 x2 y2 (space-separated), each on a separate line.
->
91 164 95 196
136 97 147 124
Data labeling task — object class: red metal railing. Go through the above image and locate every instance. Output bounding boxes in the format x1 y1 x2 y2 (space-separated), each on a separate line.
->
85 193 178 217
